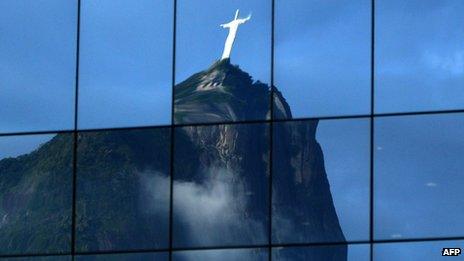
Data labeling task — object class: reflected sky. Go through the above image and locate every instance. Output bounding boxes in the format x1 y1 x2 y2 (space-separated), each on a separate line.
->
79 0 173 129
376 0 464 113
176 0 271 84
375 240 464 260
0 135 54 159
0 0 76 133
317 119 370 241
272 119 369 244
2 0 463 133
275 0 371 118
375 113 464 240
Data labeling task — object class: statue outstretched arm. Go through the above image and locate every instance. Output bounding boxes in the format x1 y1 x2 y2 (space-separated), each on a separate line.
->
238 13 252 24
220 22 231 28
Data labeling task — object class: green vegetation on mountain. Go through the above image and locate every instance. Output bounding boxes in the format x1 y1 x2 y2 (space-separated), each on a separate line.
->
0 60 345 260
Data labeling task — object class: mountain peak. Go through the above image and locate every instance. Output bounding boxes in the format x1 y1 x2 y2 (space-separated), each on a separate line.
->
174 60 291 124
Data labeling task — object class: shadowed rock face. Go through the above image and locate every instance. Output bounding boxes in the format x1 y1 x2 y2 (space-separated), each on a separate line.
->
272 120 347 244
0 60 346 259
174 59 272 124
174 60 346 258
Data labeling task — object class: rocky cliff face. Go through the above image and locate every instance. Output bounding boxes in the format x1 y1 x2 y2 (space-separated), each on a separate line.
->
175 59 280 123
0 59 346 259
173 60 346 258
173 122 270 247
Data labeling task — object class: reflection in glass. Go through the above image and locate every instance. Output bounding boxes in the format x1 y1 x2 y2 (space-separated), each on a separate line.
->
79 0 173 129
376 0 464 113
173 123 269 247
175 0 271 124
374 240 464 260
76 252 168 261
173 248 267 261
375 113 464 240
76 128 170 252
0 0 76 133
0 257 71 261
273 244 370 261
273 119 369 244
274 0 371 119
0 134 73 255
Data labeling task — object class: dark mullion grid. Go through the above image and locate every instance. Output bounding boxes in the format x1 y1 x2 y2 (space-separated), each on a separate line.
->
3 108 464 137
0 129 75 137
3 236 464 258
168 0 177 260
71 0 81 260
370 0 376 260
268 0 275 260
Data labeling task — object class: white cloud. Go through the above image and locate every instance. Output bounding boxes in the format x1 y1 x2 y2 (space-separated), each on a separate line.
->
137 168 267 246
423 50 464 75
138 170 170 215
173 167 267 246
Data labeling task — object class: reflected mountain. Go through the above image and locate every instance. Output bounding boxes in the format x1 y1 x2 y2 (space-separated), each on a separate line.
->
0 59 346 259
0 134 73 255
174 59 271 123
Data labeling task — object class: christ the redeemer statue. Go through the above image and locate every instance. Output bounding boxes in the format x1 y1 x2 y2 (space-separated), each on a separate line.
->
220 9 251 60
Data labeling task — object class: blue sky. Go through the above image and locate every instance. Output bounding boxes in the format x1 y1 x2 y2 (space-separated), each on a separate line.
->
275 0 371 118
176 0 271 84
2 0 463 132
376 0 464 113
0 0 76 133
375 240 464 260
375 113 464 240
78 0 173 129
317 119 370 242
0 134 54 159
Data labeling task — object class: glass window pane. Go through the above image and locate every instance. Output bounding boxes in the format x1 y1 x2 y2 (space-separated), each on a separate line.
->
374 240 464 260
79 0 173 129
272 119 370 244
173 248 267 261
376 0 464 113
175 0 271 124
0 134 73 255
0 0 76 133
76 253 168 261
76 128 170 252
173 123 269 247
375 113 464 240
0 257 71 261
273 244 370 261
274 0 371 119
